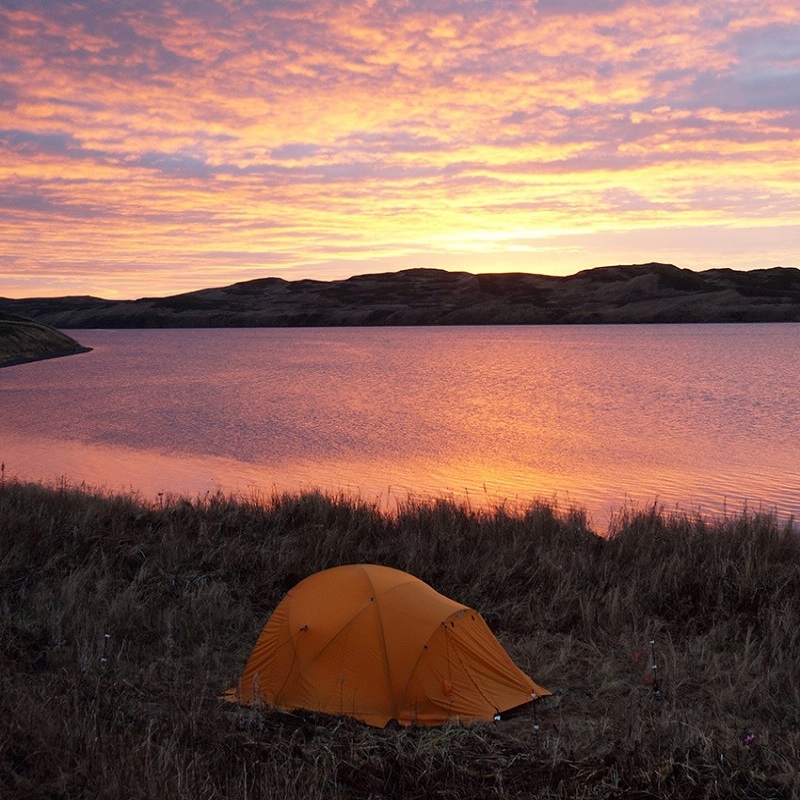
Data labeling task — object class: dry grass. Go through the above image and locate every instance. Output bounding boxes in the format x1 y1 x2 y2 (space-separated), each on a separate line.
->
1 478 798 798
0 313 90 367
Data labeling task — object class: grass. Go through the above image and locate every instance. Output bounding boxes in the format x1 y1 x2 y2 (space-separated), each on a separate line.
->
0 313 91 368
1 478 798 798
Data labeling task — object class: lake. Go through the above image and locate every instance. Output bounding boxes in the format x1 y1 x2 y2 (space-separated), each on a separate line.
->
1 324 798 531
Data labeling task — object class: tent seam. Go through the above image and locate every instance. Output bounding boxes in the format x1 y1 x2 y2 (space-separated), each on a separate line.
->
396 606 471 718
360 565 397 722
447 618 500 714
271 615 304 705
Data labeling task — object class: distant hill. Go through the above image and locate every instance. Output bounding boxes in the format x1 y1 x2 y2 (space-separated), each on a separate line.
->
1 263 799 328
0 312 92 367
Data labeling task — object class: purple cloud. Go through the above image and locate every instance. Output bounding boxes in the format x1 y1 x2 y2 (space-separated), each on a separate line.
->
1 0 799 297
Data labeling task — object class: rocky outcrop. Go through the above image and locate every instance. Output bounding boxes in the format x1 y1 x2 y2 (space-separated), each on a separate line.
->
1 263 799 328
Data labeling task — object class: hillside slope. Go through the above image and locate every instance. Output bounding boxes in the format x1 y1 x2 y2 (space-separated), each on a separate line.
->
1 263 799 328
0 312 92 367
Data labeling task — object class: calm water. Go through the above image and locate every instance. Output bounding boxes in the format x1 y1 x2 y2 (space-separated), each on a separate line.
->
2 325 798 531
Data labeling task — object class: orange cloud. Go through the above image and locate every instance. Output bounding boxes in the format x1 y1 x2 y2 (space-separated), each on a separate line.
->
1 0 798 297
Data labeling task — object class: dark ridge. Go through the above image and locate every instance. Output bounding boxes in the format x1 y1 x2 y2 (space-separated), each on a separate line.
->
1 263 798 328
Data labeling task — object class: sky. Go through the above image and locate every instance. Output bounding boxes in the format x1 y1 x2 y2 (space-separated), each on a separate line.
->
1 0 799 299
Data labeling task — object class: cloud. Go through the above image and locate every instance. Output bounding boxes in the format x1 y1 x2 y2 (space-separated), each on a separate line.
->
0 0 799 297
1 128 79 154
134 150 216 178
270 142 322 160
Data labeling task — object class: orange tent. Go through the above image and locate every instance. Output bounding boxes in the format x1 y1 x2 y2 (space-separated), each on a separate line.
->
223 564 549 727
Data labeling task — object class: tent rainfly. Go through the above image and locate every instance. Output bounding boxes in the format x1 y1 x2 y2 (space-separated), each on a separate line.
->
223 563 550 727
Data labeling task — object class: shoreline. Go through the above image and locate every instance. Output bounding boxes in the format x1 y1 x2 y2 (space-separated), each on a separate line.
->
0 344 93 369
4 468 796 537
0 312 93 368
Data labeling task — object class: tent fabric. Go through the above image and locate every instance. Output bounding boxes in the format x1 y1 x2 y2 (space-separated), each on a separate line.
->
224 564 550 727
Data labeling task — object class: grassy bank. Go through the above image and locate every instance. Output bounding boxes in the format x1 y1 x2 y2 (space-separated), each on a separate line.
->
0 312 91 368
1 479 798 799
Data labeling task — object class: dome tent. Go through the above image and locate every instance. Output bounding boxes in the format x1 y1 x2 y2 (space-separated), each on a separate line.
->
223 564 550 727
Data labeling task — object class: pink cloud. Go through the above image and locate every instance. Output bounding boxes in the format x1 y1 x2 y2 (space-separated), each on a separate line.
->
0 0 798 297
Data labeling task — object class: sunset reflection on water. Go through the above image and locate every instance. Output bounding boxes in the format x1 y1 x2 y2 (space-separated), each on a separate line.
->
2 325 798 532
